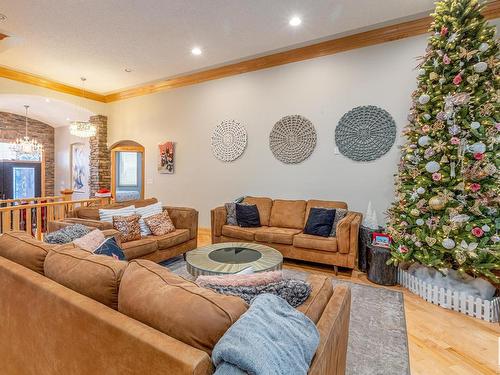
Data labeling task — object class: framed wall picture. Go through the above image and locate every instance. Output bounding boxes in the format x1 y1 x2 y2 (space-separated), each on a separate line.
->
70 142 87 193
158 141 175 174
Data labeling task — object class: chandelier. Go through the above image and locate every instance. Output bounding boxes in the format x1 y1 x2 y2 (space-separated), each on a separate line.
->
10 105 43 159
69 77 96 138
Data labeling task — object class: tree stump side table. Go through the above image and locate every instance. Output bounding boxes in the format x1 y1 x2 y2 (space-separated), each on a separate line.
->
358 225 383 272
366 244 397 286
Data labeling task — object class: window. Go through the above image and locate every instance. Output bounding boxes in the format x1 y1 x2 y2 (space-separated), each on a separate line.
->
13 167 35 199
118 152 138 186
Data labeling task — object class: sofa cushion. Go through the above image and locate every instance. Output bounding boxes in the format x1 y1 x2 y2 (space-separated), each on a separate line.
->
113 215 142 243
121 237 158 259
94 237 126 260
221 225 265 241
254 227 302 245
118 260 248 354
242 196 273 226
297 275 333 323
44 245 127 310
44 224 92 244
135 202 163 236
304 208 336 237
293 233 338 252
269 199 307 229
235 203 261 227
154 229 190 250
305 200 348 220
0 231 54 275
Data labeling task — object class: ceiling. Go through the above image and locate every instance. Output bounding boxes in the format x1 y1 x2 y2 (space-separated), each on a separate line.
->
0 94 94 128
0 0 435 94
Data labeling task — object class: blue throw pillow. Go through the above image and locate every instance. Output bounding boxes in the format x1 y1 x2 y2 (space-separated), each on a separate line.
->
236 203 261 227
44 224 92 244
304 208 336 237
94 237 126 260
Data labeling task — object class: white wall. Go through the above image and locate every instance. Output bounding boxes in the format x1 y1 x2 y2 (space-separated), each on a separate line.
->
54 126 90 199
106 35 429 227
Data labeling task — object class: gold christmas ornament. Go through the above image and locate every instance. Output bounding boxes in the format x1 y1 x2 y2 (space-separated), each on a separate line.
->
429 195 446 210
410 208 420 217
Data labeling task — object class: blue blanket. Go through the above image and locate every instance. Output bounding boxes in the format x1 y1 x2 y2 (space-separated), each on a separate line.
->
212 294 319 375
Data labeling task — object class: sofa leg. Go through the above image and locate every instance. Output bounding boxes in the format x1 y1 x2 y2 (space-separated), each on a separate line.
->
334 265 338 276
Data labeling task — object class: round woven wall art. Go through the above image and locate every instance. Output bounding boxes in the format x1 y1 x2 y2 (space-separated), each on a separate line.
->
211 120 248 162
335 105 396 162
269 115 317 164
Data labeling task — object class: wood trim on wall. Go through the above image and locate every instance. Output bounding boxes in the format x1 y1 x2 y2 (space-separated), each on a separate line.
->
0 66 106 102
110 145 145 201
1 1 499 103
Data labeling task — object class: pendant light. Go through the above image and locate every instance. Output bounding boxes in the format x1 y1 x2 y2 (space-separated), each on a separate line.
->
69 77 97 137
10 105 43 159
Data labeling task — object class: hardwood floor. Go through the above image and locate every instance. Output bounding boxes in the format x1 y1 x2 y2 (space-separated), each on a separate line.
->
198 228 499 374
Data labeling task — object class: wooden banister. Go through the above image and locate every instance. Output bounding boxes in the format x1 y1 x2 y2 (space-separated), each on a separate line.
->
0 197 111 240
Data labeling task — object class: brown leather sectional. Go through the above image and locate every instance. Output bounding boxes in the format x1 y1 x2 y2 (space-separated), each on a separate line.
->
0 231 351 374
211 197 362 270
49 198 198 262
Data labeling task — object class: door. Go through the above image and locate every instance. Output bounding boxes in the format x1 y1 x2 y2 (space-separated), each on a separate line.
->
0 161 42 200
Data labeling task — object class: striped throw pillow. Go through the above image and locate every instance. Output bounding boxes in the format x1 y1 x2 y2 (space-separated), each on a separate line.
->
99 205 136 223
135 202 163 236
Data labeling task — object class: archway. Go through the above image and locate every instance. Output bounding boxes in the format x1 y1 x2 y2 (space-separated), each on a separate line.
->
110 140 145 202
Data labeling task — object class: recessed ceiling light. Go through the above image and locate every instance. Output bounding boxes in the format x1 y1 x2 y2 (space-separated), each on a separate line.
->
66 117 70 121
289 16 302 26
0 14 7 22
191 47 202 56
124 68 133 73
45 98 51 103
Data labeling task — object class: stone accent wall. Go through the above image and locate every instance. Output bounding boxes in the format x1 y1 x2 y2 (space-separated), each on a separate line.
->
0 112 55 196
89 115 111 196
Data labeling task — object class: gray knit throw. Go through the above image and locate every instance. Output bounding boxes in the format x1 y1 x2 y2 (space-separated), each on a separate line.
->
204 279 311 307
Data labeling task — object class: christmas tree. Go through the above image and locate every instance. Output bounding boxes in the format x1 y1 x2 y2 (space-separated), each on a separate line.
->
387 0 499 282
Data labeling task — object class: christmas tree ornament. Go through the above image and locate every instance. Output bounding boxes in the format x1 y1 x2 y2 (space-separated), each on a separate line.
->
432 172 442 181
425 161 441 173
442 238 456 249
425 236 437 246
410 208 420 217
481 225 490 232
416 218 425 226
439 77 446 85
479 42 489 52
443 54 451 64
469 142 486 153
470 121 480 129
473 61 488 73
423 113 431 120
416 187 425 195
448 124 461 135
453 73 462 85
418 94 430 104
467 74 479 84
418 68 426 76
418 136 431 147
429 195 446 210
471 227 484 238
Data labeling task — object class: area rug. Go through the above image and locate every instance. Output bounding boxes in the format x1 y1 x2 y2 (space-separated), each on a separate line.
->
161 256 410 375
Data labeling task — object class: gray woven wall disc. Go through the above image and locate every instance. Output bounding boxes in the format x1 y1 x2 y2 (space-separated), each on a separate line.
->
335 105 396 161
269 115 317 164
211 120 248 162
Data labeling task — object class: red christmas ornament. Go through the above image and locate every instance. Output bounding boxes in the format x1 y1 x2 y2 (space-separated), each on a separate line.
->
473 152 484 160
470 183 481 192
453 73 462 85
440 26 448 36
471 227 484 237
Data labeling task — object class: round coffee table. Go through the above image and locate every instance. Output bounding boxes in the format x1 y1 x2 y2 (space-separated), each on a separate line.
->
186 242 283 277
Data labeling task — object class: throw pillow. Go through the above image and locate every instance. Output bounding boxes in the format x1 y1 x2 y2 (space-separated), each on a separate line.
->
135 202 163 236
304 208 336 237
94 237 126 260
236 203 261 227
112 215 141 243
44 224 92 244
225 202 238 225
99 205 136 223
330 208 348 237
144 210 176 236
72 229 106 252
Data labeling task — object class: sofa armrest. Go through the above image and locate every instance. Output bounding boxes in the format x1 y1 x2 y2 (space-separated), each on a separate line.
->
309 284 351 375
336 212 362 256
164 207 198 240
210 206 227 241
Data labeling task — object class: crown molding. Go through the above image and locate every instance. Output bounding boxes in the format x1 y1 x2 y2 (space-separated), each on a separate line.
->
0 66 106 102
0 0 498 103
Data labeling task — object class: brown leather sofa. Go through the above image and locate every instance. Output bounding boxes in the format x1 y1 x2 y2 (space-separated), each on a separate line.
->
49 198 198 262
0 231 351 374
211 197 362 271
